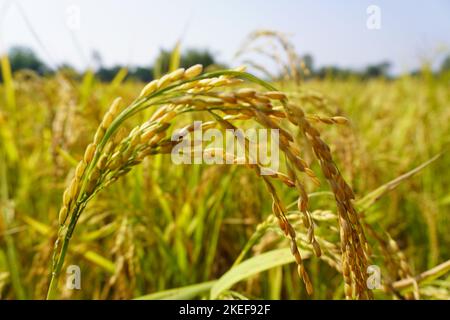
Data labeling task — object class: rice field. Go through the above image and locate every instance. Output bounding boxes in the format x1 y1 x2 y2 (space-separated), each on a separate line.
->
0 45 449 300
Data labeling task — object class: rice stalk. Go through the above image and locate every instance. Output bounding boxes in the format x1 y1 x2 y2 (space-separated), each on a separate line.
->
46 65 370 299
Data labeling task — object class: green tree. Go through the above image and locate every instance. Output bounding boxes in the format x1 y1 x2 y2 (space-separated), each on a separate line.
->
154 48 218 77
180 49 216 69
153 49 171 78
129 66 153 82
302 54 314 73
7 46 48 74
95 65 123 82
440 55 450 73
363 61 391 79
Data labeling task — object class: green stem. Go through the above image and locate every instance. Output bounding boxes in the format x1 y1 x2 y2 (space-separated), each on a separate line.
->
0 151 26 299
232 221 272 267
46 237 70 300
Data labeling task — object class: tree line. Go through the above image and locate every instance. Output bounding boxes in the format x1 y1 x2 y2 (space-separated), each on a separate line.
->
2 46 450 82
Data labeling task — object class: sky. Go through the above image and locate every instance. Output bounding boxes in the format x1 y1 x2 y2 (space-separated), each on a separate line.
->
0 0 449 74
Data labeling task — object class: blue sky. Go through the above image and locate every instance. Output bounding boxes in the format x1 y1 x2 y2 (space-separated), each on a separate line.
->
1 0 449 73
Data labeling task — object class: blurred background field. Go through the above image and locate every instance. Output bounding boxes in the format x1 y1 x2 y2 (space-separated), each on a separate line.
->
0 0 449 300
